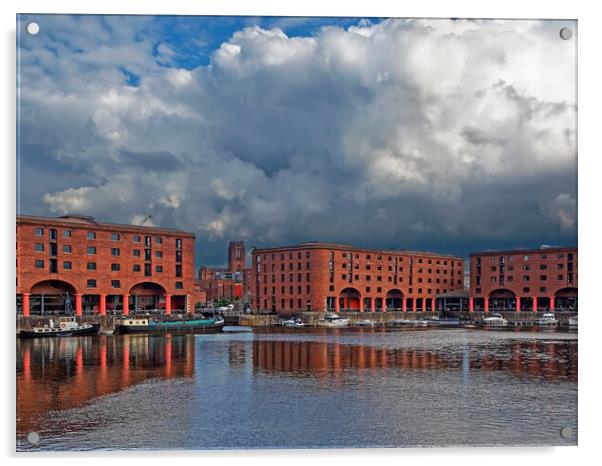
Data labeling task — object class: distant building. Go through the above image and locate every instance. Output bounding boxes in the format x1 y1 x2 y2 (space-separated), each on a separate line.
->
468 246 577 312
251 242 465 314
198 241 252 302
16 214 198 316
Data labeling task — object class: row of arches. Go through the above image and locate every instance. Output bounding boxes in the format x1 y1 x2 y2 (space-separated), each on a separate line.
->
17 279 189 317
329 287 578 313
471 287 578 312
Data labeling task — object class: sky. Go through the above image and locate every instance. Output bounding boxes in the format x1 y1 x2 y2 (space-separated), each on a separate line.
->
16 15 577 268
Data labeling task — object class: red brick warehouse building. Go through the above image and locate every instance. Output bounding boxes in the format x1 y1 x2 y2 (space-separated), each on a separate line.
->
469 246 577 313
251 242 465 314
16 214 197 316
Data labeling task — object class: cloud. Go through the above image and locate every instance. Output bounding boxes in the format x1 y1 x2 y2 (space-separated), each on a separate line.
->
17 16 577 265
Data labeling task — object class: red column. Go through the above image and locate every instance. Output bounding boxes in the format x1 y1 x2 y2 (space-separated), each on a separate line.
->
549 296 555 311
165 294 172 315
402 298 407 312
422 298 426 313
484 298 489 314
532 297 538 313
516 297 521 313
75 293 83 317
371 297 376 313
469 297 474 313
359 298 364 313
22 293 30 317
382 298 387 313
123 294 129 316
99 294 107 316
335 297 340 314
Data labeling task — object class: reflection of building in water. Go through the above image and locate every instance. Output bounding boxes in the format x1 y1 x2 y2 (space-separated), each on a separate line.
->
228 341 247 366
16 335 195 434
252 338 577 381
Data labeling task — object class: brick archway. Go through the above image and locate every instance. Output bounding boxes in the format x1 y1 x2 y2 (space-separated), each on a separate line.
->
339 287 362 311
25 279 78 315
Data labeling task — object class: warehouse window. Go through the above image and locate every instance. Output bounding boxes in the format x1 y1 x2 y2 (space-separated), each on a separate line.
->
175 282 183 289
63 230 71 238
87 262 96 270
133 235 141 243
111 263 120 271
133 264 141 272
87 246 96 255
63 261 72 270
34 243 44 252
111 280 121 288
35 227 44 236
87 279 97 288
111 248 120 256
111 233 120 241
156 265 163 273
63 245 72 253
87 231 96 240
35 259 44 268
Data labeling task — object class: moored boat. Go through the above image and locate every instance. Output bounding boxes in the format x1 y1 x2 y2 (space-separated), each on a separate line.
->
480 313 509 327
388 319 428 327
19 317 100 338
318 313 351 328
424 315 461 327
115 316 225 334
355 319 375 327
537 312 558 326
568 315 578 327
281 316 305 328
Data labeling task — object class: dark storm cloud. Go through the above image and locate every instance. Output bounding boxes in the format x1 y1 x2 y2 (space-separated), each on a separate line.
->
17 17 577 266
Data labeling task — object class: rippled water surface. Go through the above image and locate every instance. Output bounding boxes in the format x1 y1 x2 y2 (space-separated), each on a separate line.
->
16 326 577 450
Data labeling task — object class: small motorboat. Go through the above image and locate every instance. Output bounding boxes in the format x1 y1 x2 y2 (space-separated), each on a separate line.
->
388 319 428 327
424 315 461 327
480 313 509 327
355 319 375 327
568 315 578 327
537 312 558 326
19 317 100 338
281 316 305 328
318 313 351 328
115 315 225 334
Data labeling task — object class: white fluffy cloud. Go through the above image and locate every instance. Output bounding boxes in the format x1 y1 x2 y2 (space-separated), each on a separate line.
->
18 17 577 264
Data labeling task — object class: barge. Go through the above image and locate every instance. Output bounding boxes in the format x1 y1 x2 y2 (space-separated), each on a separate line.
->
115 316 225 334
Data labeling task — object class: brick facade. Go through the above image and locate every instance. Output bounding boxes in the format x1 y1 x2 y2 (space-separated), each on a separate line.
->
468 247 577 312
16 214 197 316
251 242 465 314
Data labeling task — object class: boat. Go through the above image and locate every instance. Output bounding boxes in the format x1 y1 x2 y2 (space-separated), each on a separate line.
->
480 313 509 327
423 315 461 327
568 315 578 327
19 317 100 338
318 313 351 328
115 316 225 334
281 316 305 328
388 319 428 327
537 312 558 326
355 319 375 327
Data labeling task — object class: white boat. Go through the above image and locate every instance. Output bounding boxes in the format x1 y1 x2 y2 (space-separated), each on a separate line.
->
19 317 100 338
568 315 578 327
537 312 558 326
281 316 305 328
481 313 509 327
388 319 428 327
318 313 351 328
355 319 375 327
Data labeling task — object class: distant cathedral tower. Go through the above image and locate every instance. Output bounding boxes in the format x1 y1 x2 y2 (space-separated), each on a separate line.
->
228 241 246 272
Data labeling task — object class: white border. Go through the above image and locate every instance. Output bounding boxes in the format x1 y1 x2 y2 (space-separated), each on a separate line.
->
2 1 600 465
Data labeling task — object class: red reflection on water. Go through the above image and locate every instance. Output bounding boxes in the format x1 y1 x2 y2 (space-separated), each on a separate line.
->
252 338 577 383
16 335 195 435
